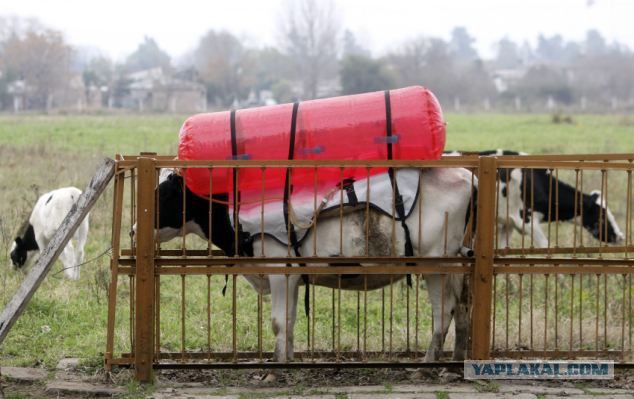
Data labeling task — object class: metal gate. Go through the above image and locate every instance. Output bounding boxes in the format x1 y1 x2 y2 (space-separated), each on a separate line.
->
104 153 634 381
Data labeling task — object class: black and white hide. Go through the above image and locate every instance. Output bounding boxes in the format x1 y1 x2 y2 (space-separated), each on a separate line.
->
10 187 89 280
152 168 475 363
445 149 624 248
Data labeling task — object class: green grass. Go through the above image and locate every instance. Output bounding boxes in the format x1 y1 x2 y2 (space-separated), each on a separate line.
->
0 112 633 370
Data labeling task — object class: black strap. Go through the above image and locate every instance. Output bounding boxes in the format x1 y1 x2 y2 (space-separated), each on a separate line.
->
283 102 301 256
223 110 240 296
339 178 358 206
384 90 414 287
282 102 310 316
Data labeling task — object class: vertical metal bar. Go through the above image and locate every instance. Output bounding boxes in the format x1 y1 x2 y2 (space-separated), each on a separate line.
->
207 275 211 358
547 169 553 254
415 273 420 358
181 170 187 256
389 275 394 357
471 156 497 359
505 273 509 350
492 275 497 350
155 274 161 357
604 273 608 350
627 273 634 355
622 274 627 360
579 273 583 350
626 169 632 259
555 168 559 248
337 275 342 362
339 167 344 256
594 274 601 351
521 169 527 253
555 272 559 352
236 166 241 257
258 288 263 362
543 274 550 351
286 275 290 362
134 156 156 382
530 169 535 247
381 288 385 353
573 170 580 253
518 274 523 348
505 168 510 249
580 169 585 246
313 167 318 256
232 274 237 362
569 274 574 353
332 288 336 353
311 276 315 360
365 167 371 256
441 274 446 353
130 275 135 354
105 170 125 369
261 167 266 257
391 168 397 257
406 275 410 353
208 168 213 256
130 167 136 252
357 291 361 355
363 275 368 360
418 169 424 256
180 274 185 360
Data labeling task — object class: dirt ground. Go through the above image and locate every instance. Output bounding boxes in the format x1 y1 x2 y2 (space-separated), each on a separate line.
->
3 367 634 398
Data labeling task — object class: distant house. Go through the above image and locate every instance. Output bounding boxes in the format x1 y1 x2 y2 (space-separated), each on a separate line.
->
124 67 207 113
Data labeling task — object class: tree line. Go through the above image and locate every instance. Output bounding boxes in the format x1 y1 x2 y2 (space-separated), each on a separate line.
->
1 0 633 112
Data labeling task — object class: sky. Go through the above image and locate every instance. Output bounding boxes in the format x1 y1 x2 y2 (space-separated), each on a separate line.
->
1 0 633 61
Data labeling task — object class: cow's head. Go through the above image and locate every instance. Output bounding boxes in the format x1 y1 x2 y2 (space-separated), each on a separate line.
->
583 190 624 244
10 222 39 269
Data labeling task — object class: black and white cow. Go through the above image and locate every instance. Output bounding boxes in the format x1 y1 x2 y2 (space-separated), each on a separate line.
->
445 149 624 248
151 168 474 363
10 187 89 280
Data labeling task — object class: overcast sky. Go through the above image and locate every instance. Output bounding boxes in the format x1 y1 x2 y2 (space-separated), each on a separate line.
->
1 0 633 61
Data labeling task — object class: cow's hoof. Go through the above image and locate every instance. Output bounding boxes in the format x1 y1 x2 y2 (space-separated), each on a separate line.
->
263 372 278 383
439 368 462 383
409 368 436 380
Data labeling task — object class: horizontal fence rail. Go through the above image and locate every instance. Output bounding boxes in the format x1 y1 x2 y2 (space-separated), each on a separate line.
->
105 153 634 381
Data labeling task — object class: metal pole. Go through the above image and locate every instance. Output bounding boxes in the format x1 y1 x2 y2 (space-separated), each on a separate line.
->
135 156 156 382
471 156 497 359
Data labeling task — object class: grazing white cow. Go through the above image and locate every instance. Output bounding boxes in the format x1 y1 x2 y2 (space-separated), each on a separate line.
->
10 187 89 280
153 168 475 363
445 149 624 248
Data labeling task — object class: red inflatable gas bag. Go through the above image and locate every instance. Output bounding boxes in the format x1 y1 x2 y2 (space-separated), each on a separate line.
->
179 86 445 197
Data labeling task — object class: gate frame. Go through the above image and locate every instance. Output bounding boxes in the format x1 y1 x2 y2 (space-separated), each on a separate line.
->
106 153 634 382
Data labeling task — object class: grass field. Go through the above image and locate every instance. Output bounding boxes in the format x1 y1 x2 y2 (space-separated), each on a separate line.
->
1 112 634 370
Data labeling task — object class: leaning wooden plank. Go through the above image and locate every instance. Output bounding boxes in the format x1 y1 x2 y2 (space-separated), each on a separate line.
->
0 158 115 345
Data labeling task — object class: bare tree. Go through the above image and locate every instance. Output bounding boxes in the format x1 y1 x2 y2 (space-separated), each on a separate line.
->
278 0 341 99
2 27 73 111
193 29 256 107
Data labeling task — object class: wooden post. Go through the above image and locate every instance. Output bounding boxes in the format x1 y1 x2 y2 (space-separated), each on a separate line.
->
134 157 156 382
470 156 497 359
0 158 115 344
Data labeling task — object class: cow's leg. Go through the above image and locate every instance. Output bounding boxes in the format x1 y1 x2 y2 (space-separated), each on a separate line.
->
512 216 548 248
452 274 469 361
424 274 456 362
60 241 79 280
270 274 301 362
497 224 511 248
74 218 89 269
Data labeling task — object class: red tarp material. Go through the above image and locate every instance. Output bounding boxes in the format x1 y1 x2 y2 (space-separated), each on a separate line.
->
179 86 445 199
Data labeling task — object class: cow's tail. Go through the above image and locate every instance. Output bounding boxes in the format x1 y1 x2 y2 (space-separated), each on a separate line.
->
460 184 478 257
